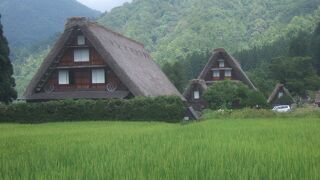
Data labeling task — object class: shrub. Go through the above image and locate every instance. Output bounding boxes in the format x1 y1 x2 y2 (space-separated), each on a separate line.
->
203 81 267 110
0 96 185 123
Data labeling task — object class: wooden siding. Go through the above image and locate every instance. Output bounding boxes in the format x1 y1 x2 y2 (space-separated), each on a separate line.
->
44 35 128 92
185 84 207 111
204 59 236 82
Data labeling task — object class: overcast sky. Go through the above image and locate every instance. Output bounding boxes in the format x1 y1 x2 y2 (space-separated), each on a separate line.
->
77 0 132 12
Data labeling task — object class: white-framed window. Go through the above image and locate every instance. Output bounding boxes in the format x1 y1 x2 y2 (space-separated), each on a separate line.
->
92 69 105 84
74 49 89 62
219 61 225 68
77 35 85 45
58 70 69 85
194 91 200 100
213 70 220 78
278 92 284 98
225 69 232 77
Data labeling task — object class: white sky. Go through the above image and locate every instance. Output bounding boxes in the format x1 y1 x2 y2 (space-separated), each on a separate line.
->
77 0 132 12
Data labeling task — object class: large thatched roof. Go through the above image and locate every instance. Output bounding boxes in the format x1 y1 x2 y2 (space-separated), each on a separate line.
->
24 17 182 100
198 48 256 90
267 83 293 104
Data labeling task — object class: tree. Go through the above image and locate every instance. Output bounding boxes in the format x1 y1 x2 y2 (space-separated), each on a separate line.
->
162 61 187 92
269 56 320 96
311 22 320 75
0 14 17 104
288 31 310 57
203 81 267 110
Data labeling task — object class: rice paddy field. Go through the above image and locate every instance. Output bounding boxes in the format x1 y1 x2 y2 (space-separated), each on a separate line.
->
0 117 320 179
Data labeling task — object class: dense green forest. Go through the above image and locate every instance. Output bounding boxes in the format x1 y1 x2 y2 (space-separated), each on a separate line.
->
0 0 100 48
7 0 320 97
99 0 320 62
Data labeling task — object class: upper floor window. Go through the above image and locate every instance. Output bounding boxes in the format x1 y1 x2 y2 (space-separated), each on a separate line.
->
58 70 69 85
278 92 284 98
194 91 200 100
213 70 220 78
74 49 89 62
219 60 225 68
92 69 105 84
225 69 232 77
77 35 85 45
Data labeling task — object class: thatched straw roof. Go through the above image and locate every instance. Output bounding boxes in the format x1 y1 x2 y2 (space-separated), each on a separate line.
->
183 79 208 98
267 83 293 104
198 48 256 90
24 17 182 100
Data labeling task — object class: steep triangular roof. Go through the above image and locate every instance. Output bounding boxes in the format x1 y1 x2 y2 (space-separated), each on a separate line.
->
183 79 208 99
198 48 256 90
24 17 182 99
267 83 293 104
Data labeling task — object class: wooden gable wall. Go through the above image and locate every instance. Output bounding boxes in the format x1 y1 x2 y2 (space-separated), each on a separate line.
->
43 31 129 93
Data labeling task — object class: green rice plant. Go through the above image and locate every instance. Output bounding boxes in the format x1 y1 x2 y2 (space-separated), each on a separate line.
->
0 118 319 179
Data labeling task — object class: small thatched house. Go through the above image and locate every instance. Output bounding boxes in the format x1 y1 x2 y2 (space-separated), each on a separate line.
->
184 48 256 111
183 79 208 111
23 17 182 102
267 84 294 106
315 91 320 107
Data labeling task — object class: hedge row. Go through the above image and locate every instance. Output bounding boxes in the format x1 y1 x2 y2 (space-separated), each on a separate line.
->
0 96 186 123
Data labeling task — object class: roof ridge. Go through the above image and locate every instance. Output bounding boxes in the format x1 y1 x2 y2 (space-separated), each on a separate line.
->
89 21 145 48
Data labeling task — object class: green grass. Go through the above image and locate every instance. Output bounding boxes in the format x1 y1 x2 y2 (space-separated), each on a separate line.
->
1 118 320 179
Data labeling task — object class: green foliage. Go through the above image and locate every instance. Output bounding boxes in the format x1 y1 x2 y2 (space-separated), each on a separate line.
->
0 15 17 104
161 61 187 92
203 81 267 110
0 0 100 48
99 0 320 63
0 96 185 123
1 117 320 179
269 56 320 96
311 22 320 75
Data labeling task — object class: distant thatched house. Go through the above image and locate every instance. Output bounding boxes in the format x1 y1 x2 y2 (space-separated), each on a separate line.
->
23 17 182 102
184 48 256 111
183 79 208 111
267 84 294 106
315 91 320 107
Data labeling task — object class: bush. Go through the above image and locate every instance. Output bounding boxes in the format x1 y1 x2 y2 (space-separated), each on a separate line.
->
0 96 185 123
203 81 267 110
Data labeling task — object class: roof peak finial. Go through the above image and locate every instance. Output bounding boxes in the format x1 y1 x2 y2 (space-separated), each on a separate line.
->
65 17 88 29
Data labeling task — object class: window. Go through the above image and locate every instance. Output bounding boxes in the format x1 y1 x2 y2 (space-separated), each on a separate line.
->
278 92 284 98
92 69 105 84
213 70 220 78
74 49 89 62
225 69 232 77
194 91 200 100
58 70 69 85
219 61 225 68
77 35 85 45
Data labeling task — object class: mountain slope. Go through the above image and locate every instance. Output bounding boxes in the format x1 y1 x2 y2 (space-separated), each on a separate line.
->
0 0 100 48
99 0 320 63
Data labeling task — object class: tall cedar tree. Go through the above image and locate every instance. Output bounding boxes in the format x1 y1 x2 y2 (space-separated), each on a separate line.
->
311 22 320 75
0 14 17 103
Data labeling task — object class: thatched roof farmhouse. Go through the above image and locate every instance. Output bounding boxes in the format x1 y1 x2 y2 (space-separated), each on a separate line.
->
184 48 256 111
24 17 182 101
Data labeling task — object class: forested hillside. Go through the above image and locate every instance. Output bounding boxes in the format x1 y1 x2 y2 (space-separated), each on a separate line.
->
11 0 320 97
0 0 100 48
99 0 320 63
